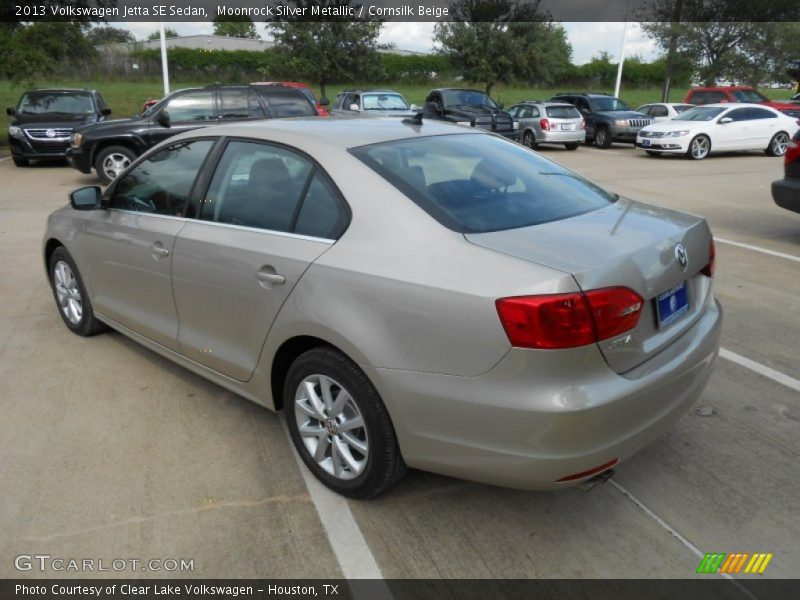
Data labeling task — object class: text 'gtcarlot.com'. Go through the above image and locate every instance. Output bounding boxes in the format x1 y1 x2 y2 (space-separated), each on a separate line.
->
14 554 194 572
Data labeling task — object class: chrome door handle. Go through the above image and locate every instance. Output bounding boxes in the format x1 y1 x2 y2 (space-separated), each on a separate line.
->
255 271 285 285
151 243 170 259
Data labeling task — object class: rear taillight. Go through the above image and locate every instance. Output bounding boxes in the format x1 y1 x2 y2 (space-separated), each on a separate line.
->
540 118 550 131
495 287 643 350
580 119 586 130
702 238 716 277
785 137 800 167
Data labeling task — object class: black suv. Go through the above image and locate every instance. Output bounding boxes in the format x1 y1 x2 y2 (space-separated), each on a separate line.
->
422 88 519 140
6 88 111 167
551 93 653 148
67 84 317 184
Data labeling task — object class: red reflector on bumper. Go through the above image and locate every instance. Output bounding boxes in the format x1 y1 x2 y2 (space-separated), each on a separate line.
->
556 458 619 483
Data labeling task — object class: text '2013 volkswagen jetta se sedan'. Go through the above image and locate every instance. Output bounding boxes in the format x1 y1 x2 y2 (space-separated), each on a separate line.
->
44 118 722 498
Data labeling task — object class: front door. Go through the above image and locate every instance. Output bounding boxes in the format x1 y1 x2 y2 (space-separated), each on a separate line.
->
172 139 350 381
147 89 218 147
82 139 215 349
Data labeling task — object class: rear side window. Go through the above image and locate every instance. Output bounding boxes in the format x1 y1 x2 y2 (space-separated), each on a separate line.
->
110 140 213 216
546 105 580 119
351 134 616 233
259 91 317 118
220 88 265 119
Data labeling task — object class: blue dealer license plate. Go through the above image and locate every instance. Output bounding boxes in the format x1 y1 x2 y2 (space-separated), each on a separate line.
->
656 281 689 328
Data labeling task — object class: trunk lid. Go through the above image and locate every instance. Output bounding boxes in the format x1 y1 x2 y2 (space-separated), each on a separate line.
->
465 198 713 373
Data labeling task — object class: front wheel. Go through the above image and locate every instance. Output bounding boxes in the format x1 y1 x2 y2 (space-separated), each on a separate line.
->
564 143 579 151
49 247 107 336
95 145 137 185
285 347 407 498
523 130 538 149
13 157 29 167
686 135 711 160
766 132 790 157
594 126 612 148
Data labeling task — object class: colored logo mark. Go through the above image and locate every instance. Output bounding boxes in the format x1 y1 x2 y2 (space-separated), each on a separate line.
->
697 552 773 574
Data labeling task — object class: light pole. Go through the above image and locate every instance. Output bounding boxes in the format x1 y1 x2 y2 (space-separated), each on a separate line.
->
159 22 170 95
614 21 630 99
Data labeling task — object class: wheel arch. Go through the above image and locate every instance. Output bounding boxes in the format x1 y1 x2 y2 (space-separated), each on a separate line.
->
90 138 142 166
44 238 64 274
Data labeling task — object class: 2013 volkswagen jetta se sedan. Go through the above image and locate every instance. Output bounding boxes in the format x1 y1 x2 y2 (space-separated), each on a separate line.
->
44 118 722 498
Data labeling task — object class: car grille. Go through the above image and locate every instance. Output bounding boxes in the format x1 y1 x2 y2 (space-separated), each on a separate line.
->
638 131 667 138
25 128 73 141
628 119 652 128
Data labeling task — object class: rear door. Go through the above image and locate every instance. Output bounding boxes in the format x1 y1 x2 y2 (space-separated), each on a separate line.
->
82 139 215 349
171 139 349 381
745 107 780 147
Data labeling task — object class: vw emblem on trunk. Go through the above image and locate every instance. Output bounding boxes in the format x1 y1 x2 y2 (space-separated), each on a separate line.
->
674 243 688 271
45 129 56 138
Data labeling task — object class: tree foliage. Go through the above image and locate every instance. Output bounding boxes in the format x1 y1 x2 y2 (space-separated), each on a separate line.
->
213 16 260 39
87 25 135 46
434 0 571 96
147 28 179 41
0 22 96 83
268 0 383 98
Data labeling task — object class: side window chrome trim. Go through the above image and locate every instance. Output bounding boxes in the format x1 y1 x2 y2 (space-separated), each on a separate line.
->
189 218 336 244
109 209 189 222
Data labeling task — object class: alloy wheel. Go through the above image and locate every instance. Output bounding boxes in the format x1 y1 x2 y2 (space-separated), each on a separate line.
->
53 260 82 325
771 133 789 156
690 136 710 160
294 374 369 480
102 153 131 180
524 131 536 148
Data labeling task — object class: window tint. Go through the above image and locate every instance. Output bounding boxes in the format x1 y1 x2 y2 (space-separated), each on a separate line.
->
727 108 751 121
220 88 265 119
294 173 348 239
260 92 317 117
165 91 215 122
110 140 213 216
17 92 95 115
351 134 616 234
637 105 651 115
507 105 520 118
651 105 668 117
747 107 776 119
731 89 768 103
546 105 579 119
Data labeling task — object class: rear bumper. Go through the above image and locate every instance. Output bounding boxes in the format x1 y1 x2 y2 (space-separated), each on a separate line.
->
65 146 93 174
538 130 586 144
771 177 800 213
371 295 722 490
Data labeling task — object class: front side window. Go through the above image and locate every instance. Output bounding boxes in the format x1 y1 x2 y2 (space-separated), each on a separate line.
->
727 108 752 122
110 140 213 216
17 92 95 115
351 134 616 233
201 141 347 238
164 91 215 123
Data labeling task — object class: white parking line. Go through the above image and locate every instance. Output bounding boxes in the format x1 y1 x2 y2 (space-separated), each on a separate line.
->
719 348 800 393
716 237 800 264
279 416 392 597
0 157 10 162
610 480 758 599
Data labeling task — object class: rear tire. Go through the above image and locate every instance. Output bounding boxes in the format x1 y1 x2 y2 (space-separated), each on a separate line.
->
564 143 579 151
95 145 137 185
48 246 108 337
594 126 612 148
13 157 29 167
285 347 407 499
766 132 790 157
523 130 538 149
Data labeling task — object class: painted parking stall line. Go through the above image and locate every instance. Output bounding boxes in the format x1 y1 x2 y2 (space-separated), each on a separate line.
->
716 237 800 264
719 348 800 394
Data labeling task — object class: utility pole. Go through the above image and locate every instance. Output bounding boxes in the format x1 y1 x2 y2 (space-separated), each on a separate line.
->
662 0 684 102
160 22 170 95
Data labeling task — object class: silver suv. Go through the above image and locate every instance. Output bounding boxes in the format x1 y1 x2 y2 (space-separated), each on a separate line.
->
507 101 586 150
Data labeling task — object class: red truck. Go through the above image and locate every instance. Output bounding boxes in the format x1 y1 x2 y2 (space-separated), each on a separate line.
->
684 86 800 118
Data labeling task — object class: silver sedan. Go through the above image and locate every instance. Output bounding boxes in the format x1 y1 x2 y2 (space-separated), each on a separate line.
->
43 118 722 498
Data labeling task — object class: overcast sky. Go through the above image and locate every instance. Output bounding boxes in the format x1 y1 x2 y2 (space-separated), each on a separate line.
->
118 21 660 64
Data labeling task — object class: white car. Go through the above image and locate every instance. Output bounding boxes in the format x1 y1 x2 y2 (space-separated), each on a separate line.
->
636 103 799 160
636 102 695 122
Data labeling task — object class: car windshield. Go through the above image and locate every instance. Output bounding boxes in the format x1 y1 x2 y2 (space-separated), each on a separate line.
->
588 97 630 111
350 134 616 233
675 104 695 113
732 89 768 102
673 106 726 121
17 92 94 115
363 93 409 111
443 90 497 109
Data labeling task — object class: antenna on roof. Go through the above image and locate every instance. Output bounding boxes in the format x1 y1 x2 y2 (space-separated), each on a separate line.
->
402 112 423 127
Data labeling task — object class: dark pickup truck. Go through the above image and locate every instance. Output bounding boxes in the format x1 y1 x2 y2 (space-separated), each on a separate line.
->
421 88 519 140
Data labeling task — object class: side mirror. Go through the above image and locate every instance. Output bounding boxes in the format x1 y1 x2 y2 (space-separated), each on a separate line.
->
425 101 441 113
156 110 171 128
319 97 330 107
349 103 360 112
410 104 418 111
719 117 733 124
69 186 103 211
101 107 112 116
6 107 15 116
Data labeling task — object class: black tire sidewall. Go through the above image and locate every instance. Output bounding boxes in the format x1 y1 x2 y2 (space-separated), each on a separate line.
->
595 127 611 148
95 146 136 185
687 135 710 160
524 131 537 148
49 247 98 336
284 348 403 498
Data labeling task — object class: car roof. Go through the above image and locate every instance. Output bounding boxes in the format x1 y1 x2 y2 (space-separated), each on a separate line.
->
170 116 481 152
26 88 96 93
338 89 404 95
554 92 613 97
430 88 485 93
516 100 575 106
689 86 754 91
697 102 773 109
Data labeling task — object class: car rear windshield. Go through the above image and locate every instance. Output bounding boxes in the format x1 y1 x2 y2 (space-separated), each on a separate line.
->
674 106 726 121
545 105 580 119
17 92 94 115
350 134 616 233
731 89 768 102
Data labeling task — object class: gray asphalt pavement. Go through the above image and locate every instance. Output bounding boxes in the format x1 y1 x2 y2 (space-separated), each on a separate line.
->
0 142 797 586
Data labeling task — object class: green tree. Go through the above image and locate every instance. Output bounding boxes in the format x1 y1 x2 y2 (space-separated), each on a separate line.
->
213 16 259 39
268 1 383 99
147 28 179 41
87 25 135 46
434 0 570 96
